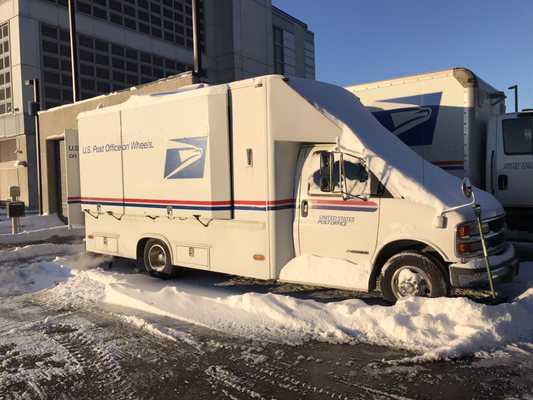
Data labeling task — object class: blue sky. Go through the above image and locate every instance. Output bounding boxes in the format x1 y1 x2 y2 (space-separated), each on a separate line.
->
272 0 533 111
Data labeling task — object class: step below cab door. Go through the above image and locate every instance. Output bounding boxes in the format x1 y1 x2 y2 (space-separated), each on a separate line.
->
295 146 380 269
492 114 533 207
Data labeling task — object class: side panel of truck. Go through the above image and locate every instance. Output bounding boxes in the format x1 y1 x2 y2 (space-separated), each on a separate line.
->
78 108 125 216
80 85 272 279
119 90 232 219
347 69 502 189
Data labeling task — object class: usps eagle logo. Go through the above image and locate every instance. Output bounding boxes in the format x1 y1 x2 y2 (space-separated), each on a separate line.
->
164 137 207 179
371 92 442 146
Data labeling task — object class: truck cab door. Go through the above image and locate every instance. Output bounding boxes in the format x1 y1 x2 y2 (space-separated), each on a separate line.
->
493 115 533 208
295 146 380 271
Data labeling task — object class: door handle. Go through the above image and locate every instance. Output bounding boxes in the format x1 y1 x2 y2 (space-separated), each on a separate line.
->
301 200 309 217
498 174 508 190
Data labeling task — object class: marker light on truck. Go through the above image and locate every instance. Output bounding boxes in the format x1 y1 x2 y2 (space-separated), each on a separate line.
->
457 224 471 239
457 242 471 254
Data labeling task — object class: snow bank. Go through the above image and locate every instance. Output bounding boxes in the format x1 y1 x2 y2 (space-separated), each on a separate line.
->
0 245 109 298
279 254 371 291
3 241 532 361
0 243 84 262
0 261 71 297
102 263 533 359
0 214 83 244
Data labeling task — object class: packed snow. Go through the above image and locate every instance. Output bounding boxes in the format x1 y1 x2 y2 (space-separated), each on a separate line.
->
279 254 371 291
0 213 83 245
1 238 532 362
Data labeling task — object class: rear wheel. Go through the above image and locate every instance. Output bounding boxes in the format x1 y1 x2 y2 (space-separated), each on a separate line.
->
379 251 449 303
143 239 180 279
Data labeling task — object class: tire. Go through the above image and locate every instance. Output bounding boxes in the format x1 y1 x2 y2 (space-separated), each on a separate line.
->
143 239 180 279
379 251 449 303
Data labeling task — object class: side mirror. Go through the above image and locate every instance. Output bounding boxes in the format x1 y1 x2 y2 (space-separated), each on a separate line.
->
320 152 334 192
461 178 473 199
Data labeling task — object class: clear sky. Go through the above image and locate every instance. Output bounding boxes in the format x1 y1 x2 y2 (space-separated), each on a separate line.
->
272 0 533 111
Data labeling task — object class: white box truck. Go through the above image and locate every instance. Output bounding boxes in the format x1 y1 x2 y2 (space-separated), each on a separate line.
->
346 68 533 231
74 75 517 303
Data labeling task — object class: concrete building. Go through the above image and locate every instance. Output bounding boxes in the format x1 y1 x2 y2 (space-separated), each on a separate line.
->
0 0 315 212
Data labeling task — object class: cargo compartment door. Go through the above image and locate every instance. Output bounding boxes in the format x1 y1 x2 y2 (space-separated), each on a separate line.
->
294 147 379 290
120 87 232 219
78 107 125 215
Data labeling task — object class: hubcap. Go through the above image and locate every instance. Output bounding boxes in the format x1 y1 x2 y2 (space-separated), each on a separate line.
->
148 244 167 272
392 266 430 299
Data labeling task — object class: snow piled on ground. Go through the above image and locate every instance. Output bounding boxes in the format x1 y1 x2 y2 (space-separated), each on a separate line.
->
0 214 83 244
2 242 532 362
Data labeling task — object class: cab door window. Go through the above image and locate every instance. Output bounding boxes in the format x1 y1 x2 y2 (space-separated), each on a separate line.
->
308 151 369 197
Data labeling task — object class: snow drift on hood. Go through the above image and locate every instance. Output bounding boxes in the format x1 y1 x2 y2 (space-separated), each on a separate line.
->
286 77 502 215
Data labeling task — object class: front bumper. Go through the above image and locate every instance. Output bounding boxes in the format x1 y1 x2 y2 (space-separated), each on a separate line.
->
449 243 519 288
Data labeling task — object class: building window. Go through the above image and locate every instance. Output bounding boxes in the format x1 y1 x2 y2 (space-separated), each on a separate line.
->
40 23 193 109
0 23 12 115
282 31 295 76
39 0 204 50
304 40 315 79
273 26 284 74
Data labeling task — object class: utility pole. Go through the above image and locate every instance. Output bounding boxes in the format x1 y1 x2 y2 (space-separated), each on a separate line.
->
508 85 518 112
191 0 202 79
25 79 43 215
68 0 80 101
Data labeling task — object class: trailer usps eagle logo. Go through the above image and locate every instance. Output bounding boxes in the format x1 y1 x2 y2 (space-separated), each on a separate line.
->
370 92 442 146
164 137 208 179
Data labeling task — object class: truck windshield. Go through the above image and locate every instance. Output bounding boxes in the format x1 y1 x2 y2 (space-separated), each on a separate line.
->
503 118 533 155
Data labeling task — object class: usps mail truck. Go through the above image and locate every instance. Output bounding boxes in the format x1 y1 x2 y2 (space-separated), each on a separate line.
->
346 68 533 231
75 75 517 303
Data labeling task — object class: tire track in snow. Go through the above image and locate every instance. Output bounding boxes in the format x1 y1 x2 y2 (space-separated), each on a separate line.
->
43 321 139 399
239 359 354 400
206 365 268 399
0 296 138 400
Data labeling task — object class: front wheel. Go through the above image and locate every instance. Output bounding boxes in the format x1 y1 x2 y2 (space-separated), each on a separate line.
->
379 251 449 303
143 239 181 279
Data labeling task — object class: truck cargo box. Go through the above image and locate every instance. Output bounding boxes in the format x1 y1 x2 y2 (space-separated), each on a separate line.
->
77 85 232 219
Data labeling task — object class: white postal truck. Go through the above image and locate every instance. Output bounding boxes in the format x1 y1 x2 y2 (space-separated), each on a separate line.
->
346 68 533 231
75 75 517 303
